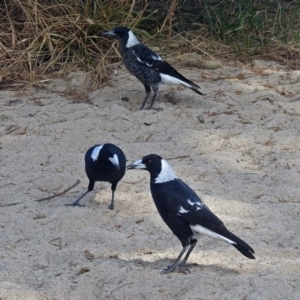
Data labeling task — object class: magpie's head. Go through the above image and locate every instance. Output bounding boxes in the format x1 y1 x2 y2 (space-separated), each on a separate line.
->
102 26 139 47
127 154 177 183
102 26 130 40
126 154 161 172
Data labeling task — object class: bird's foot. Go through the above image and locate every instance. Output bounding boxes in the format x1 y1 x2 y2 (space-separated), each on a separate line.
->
108 203 114 210
161 264 177 274
161 262 192 274
64 203 86 207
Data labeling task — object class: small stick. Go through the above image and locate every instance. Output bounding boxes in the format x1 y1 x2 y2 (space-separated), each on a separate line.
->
0 202 22 207
168 155 190 160
35 179 81 202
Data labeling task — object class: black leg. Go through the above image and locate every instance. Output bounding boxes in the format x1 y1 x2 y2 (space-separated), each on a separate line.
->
161 246 189 274
65 190 90 207
108 190 115 210
109 183 118 210
140 84 151 110
177 241 197 271
146 85 163 111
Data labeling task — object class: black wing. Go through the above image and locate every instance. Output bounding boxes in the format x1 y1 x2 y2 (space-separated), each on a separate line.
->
152 179 224 230
174 179 225 229
131 44 201 90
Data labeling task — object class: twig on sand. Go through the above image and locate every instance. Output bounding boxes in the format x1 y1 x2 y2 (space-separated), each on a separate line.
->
35 179 81 202
0 202 22 207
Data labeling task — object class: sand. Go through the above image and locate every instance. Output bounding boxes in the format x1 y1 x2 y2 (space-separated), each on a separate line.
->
1 60 300 299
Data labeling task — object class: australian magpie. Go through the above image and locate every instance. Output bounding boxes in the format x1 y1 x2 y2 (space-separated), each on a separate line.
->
127 154 255 273
65 143 126 210
102 26 204 110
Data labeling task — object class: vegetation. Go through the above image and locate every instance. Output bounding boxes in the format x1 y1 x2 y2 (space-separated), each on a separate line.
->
0 0 299 86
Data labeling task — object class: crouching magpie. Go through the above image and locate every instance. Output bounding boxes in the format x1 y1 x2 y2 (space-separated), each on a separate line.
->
65 143 126 210
102 26 204 110
127 154 255 273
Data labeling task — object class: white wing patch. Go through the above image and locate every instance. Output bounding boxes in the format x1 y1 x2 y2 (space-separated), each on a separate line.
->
134 51 153 67
126 31 140 48
91 145 103 161
155 159 178 183
187 199 194 206
178 206 189 214
151 54 162 61
187 198 203 210
196 205 202 210
190 224 236 244
135 53 143 63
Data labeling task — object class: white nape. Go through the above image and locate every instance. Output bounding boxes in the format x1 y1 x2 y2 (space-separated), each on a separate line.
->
109 154 119 168
155 159 178 183
190 224 236 244
126 31 140 48
91 145 104 161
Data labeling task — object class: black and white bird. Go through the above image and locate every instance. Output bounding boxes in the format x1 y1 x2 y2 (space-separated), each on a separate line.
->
65 143 126 210
102 26 204 110
127 154 255 273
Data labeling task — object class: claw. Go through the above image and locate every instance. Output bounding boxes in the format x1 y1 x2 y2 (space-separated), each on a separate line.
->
161 265 176 274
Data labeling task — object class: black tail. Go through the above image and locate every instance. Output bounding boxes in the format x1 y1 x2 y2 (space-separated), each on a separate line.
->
229 233 255 259
182 76 204 96
232 243 255 259
213 224 255 259
190 86 204 96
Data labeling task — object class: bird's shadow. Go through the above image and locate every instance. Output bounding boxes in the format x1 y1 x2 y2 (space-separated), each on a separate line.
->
97 255 241 275
132 257 240 275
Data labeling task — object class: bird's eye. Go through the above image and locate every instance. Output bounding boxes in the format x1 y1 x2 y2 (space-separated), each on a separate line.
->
147 159 152 164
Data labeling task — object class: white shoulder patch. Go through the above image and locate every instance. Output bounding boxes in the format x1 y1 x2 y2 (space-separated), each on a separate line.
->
155 159 178 183
126 31 140 48
91 145 103 161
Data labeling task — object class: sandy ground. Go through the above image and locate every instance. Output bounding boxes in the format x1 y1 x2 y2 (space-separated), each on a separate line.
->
1 60 300 300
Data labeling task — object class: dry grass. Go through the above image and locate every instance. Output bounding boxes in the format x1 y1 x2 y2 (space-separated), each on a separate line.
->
0 0 300 87
0 0 144 87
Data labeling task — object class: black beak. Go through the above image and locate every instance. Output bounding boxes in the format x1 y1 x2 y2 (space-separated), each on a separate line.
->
101 30 117 38
126 159 145 170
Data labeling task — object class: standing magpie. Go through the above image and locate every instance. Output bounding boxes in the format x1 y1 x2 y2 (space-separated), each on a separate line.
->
127 154 255 273
65 143 126 210
102 26 204 110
